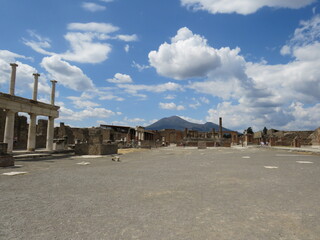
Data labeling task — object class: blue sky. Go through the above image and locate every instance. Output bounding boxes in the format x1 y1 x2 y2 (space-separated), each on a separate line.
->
0 0 320 132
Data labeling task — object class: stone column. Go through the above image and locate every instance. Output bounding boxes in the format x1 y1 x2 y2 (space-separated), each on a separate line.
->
219 117 223 139
3 110 16 153
32 73 40 101
46 116 54 151
9 63 18 95
27 113 37 151
50 80 57 105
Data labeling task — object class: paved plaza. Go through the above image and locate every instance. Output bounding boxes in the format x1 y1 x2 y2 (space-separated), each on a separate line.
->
1 146 320 240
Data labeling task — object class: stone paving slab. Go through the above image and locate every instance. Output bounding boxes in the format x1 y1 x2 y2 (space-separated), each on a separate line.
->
1 147 320 239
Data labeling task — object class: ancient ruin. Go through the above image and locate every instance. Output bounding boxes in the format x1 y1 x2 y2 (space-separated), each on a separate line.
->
0 63 59 158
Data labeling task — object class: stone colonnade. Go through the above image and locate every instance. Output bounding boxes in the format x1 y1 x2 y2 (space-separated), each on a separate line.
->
2 63 59 152
135 127 145 141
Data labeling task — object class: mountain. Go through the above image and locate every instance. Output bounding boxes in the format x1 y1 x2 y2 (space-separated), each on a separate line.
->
145 116 233 132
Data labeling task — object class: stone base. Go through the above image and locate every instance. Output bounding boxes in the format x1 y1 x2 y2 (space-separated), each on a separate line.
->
75 143 118 155
0 155 14 167
198 141 207 149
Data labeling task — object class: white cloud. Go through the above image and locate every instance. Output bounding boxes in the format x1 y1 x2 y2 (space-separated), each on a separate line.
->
82 2 106 12
159 102 185 111
189 100 201 109
107 73 133 83
149 27 221 80
281 15 320 56
60 32 112 63
117 82 183 95
179 116 205 124
124 44 130 53
149 20 320 130
132 61 150 71
181 0 316 15
115 34 138 42
164 94 176 100
60 106 115 121
24 23 137 64
67 22 119 33
41 55 94 91
67 96 100 109
0 50 52 96
200 96 210 104
124 117 145 123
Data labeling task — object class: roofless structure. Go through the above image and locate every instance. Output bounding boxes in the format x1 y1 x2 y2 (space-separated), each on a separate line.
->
0 63 59 152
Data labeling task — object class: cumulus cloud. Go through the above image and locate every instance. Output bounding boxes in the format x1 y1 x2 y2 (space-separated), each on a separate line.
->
150 20 320 130
107 73 133 83
0 50 52 96
117 82 183 96
281 15 320 56
82 2 106 12
24 22 138 64
67 96 100 109
41 55 94 91
207 39 320 131
181 0 316 15
159 102 185 111
60 106 115 121
61 32 112 63
149 27 221 80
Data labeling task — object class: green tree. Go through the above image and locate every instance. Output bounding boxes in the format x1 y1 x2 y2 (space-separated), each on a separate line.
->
246 127 254 134
263 127 268 135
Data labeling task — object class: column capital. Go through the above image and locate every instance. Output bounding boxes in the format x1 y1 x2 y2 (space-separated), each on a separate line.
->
51 80 57 84
10 63 18 67
33 73 40 77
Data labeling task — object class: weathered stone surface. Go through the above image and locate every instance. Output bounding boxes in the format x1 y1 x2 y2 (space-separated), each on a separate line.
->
309 128 320 147
75 143 118 155
198 141 207 149
0 142 8 155
0 155 14 167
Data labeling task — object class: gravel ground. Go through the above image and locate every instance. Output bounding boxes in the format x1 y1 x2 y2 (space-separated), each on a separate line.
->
1 146 320 240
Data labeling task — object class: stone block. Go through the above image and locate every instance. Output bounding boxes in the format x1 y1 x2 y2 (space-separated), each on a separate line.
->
0 155 14 167
0 143 8 155
198 141 207 149
75 143 118 155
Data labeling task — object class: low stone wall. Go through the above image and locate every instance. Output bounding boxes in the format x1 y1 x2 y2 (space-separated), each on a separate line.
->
75 143 118 155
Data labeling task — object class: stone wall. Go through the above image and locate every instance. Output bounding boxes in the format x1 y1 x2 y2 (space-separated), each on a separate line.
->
74 143 118 155
309 128 320 147
0 143 14 167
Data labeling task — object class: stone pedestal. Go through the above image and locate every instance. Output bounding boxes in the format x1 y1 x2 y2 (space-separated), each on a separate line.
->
198 141 207 149
0 143 14 167
74 143 118 155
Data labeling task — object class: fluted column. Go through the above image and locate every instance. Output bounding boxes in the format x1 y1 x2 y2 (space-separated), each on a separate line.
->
9 63 18 95
27 113 37 151
4 110 16 153
32 73 40 101
50 80 57 105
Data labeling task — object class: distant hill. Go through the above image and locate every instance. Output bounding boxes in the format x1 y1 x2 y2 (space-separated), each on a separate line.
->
145 116 233 132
